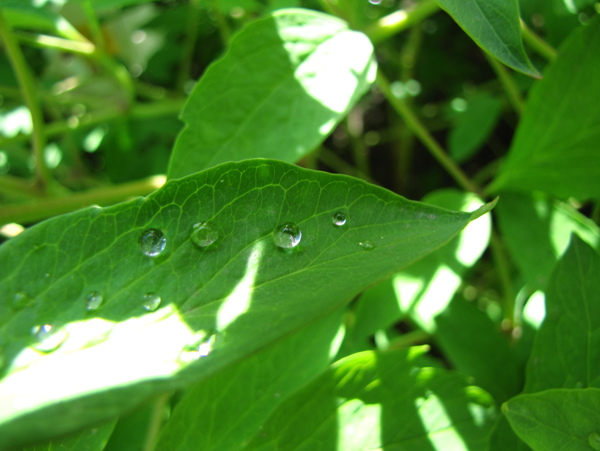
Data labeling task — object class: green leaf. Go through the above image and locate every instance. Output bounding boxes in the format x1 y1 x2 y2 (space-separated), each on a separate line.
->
489 17 600 200
434 0 540 77
155 308 344 450
435 298 522 403
23 420 117 451
245 348 496 450
525 235 600 391
167 9 376 179
504 388 600 451
0 160 493 449
496 192 600 289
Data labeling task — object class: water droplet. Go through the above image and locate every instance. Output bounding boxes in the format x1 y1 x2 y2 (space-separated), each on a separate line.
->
177 332 216 364
12 291 33 310
85 291 104 311
31 324 68 352
273 222 302 249
332 211 347 227
190 222 218 248
589 432 600 450
359 240 375 250
198 334 216 357
142 292 161 312
139 228 166 257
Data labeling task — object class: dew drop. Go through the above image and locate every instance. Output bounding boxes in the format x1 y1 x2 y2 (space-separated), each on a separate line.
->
359 240 375 251
12 291 33 310
31 324 69 352
85 291 104 311
332 211 347 227
273 222 302 249
139 228 166 257
589 432 600 450
190 222 219 248
142 292 161 312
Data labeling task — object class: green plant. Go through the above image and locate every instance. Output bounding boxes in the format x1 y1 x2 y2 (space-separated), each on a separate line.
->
0 0 599 450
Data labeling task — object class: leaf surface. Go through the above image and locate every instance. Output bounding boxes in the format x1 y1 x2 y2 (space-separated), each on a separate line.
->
168 9 376 179
504 388 600 451
245 348 496 450
524 235 600 391
434 0 539 77
0 159 493 449
489 17 600 200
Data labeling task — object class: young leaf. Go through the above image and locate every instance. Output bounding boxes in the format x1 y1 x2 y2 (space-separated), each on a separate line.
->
504 388 600 451
245 348 496 450
434 0 540 77
525 235 600 391
0 159 494 449
168 8 376 179
489 17 600 200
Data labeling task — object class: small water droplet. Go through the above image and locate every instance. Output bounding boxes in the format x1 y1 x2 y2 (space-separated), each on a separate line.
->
332 211 347 227
198 334 216 357
589 432 600 450
139 228 166 257
12 291 33 310
142 292 161 312
359 240 375 250
85 291 104 311
190 222 218 248
31 324 68 352
177 332 216 363
273 222 302 249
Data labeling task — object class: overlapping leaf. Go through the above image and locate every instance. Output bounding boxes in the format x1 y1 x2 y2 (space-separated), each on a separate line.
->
168 8 376 179
0 159 493 449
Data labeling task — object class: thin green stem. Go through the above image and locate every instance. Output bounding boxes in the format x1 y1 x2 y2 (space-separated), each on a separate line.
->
364 0 439 44
0 175 166 225
490 229 515 328
208 0 231 48
177 0 202 90
14 31 95 55
484 52 524 116
142 392 172 451
0 11 51 193
0 175 41 199
376 70 483 196
318 147 375 184
520 19 557 62
83 0 107 54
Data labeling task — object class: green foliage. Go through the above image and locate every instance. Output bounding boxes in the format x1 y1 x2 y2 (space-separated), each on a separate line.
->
0 0 599 450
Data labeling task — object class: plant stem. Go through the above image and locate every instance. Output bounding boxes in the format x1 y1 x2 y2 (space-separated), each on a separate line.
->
490 229 515 327
364 0 439 44
483 52 524 116
520 19 557 61
14 31 95 55
0 175 41 199
142 392 172 451
83 0 107 54
207 0 231 48
178 0 202 90
0 175 166 225
318 146 375 184
0 11 51 193
376 70 483 196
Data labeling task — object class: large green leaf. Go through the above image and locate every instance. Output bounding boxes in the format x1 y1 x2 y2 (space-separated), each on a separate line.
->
0 159 493 449
524 235 600 391
496 192 600 290
245 348 496 450
434 0 539 77
504 388 600 451
489 17 600 200
167 9 376 179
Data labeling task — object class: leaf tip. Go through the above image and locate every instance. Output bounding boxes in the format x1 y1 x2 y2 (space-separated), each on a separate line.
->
469 196 498 221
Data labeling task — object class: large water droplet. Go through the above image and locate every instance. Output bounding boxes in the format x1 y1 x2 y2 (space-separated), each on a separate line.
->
190 222 218 248
139 228 166 257
332 211 347 227
273 222 302 249
589 432 600 450
85 291 104 311
359 240 375 251
12 291 33 310
31 324 69 352
142 292 162 312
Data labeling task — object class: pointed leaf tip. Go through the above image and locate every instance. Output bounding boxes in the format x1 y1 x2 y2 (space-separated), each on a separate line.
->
469 197 498 221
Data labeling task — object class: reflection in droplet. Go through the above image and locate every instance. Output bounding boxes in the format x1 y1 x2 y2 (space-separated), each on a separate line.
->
31 324 69 352
359 240 375 251
177 333 217 364
589 432 600 450
190 222 218 248
12 291 33 310
142 292 162 312
85 291 104 311
198 334 216 357
332 211 347 227
273 222 302 249
139 228 166 257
